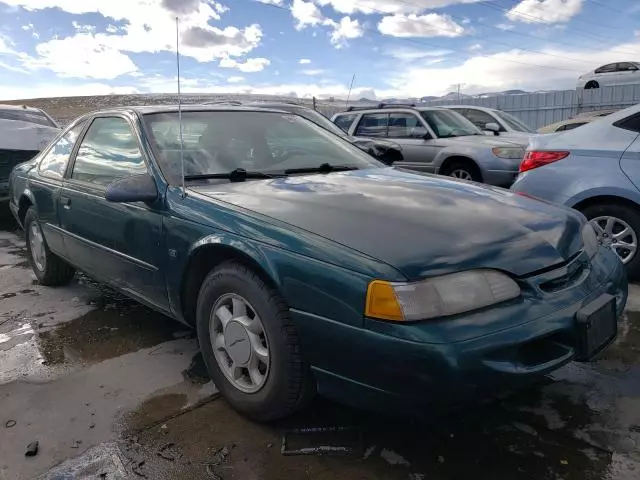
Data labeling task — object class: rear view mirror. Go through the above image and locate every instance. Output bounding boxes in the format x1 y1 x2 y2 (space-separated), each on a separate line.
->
105 173 158 203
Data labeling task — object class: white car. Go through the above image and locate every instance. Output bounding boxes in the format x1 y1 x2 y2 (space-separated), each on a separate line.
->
577 62 640 89
441 105 535 141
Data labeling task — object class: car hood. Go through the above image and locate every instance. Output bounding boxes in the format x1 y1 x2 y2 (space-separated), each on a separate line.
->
438 134 527 148
190 168 584 279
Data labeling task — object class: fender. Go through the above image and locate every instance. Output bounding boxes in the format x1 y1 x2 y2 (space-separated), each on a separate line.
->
566 186 640 209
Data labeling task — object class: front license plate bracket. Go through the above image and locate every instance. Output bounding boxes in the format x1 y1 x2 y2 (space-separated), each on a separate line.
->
574 293 617 362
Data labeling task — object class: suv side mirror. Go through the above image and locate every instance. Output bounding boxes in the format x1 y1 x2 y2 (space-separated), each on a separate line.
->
422 132 432 140
105 173 158 203
484 122 500 135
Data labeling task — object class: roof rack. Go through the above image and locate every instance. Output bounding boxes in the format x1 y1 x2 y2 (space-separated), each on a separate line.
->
346 102 417 112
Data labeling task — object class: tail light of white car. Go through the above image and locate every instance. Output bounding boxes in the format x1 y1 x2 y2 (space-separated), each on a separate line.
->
519 151 570 173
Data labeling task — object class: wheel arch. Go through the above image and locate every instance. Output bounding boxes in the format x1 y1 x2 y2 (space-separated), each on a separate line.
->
572 194 640 213
439 155 482 180
17 189 35 227
179 238 281 326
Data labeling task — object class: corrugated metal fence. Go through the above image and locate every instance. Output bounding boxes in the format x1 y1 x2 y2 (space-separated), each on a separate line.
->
315 84 640 130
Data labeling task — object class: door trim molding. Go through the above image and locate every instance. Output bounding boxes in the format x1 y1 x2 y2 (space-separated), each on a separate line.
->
48 223 158 272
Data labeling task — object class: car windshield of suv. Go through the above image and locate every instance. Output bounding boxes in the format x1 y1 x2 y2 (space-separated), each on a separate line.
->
494 110 534 133
420 109 483 138
0 108 57 127
143 110 382 183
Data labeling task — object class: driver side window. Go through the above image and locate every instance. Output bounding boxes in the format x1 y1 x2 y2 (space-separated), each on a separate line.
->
71 117 147 187
387 113 428 139
38 121 86 180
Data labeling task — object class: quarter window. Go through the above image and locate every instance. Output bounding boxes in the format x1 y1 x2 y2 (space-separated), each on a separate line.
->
334 113 357 133
38 121 86 180
71 117 147 187
387 113 428 139
464 109 499 130
355 113 389 137
614 113 640 133
617 62 638 72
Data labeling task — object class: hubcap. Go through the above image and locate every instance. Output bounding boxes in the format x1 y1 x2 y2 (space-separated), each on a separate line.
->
29 222 46 272
450 169 472 181
209 293 269 393
590 216 637 264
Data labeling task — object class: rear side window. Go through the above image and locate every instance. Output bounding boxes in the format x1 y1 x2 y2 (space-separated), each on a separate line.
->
557 122 587 132
38 121 86 180
355 113 389 137
617 62 638 72
614 113 640 133
334 114 357 133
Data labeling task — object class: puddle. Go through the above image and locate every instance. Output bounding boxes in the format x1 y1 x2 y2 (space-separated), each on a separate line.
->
125 393 189 432
35 305 184 366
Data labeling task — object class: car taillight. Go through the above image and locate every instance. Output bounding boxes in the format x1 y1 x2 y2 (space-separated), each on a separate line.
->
519 150 570 173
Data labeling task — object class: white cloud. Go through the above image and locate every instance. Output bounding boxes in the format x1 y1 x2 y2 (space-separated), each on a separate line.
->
19 34 139 79
378 13 465 38
506 0 584 24
0 35 15 54
227 76 246 83
291 0 329 30
299 58 312 64
469 43 482 51
316 0 484 15
71 21 96 33
384 46 452 61
219 57 271 72
496 23 515 31
2 0 264 74
300 68 326 75
329 16 364 46
256 0 283 4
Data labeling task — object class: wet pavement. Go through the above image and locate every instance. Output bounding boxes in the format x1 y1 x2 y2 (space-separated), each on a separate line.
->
0 212 639 479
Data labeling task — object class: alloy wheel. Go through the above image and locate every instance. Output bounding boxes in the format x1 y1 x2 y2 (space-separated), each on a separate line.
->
209 293 270 393
450 169 473 181
590 216 638 264
29 222 46 272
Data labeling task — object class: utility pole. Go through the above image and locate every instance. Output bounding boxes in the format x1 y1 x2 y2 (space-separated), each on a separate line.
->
345 73 356 109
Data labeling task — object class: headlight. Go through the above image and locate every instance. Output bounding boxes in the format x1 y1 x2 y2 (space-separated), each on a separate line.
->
365 270 521 321
582 222 599 259
492 147 525 159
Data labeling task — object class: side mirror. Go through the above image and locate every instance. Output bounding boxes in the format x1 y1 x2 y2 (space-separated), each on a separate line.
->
105 173 158 203
484 122 500 135
422 132 432 140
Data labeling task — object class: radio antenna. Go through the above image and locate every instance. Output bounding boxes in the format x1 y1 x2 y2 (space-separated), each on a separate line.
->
176 16 186 198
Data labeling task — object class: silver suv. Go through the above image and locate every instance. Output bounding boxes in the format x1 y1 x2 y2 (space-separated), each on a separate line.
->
332 104 527 187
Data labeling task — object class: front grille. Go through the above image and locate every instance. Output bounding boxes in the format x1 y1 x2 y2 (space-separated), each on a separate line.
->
538 257 587 293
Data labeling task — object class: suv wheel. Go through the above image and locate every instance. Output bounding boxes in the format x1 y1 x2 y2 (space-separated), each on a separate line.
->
442 160 481 182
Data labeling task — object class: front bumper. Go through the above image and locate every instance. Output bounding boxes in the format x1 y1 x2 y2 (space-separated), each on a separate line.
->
484 168 519 188
294 249 627 412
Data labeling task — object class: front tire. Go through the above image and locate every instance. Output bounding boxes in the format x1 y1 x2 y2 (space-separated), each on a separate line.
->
24 207 75 286
196 261 313 421
585 80 599 89
441 160 482 182
581 203 640 280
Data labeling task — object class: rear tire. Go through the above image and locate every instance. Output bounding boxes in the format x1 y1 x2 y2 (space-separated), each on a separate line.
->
24 207 75 286
580 203 640 280
441 160 482 182
584 81 599 89
196 261 313 421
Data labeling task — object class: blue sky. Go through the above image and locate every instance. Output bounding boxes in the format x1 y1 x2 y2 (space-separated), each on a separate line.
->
0 0 638 100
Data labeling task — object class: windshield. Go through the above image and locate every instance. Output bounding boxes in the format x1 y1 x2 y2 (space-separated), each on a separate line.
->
494 110 534 133
420 109 483 138
0 108 57 127
291 107 349 137
143 110 381 183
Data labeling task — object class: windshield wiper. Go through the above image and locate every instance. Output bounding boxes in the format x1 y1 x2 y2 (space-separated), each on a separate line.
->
184 168 283 183
284 163 358 175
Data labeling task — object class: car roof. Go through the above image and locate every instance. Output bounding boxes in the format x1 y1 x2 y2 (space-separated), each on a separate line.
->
334 105 446 115
0 103 46 113
439 105 499 113
85 105 295 116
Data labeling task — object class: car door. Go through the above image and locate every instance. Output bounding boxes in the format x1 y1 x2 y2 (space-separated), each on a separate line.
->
617 114 640 191
27 120 87 258
60 115 169 311
616 63 640 86
385 112 440 172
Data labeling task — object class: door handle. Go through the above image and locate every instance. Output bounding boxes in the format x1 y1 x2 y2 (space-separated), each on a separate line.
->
61 196 71 209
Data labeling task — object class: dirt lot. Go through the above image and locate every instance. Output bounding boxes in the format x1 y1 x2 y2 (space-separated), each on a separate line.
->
1 209 640 480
